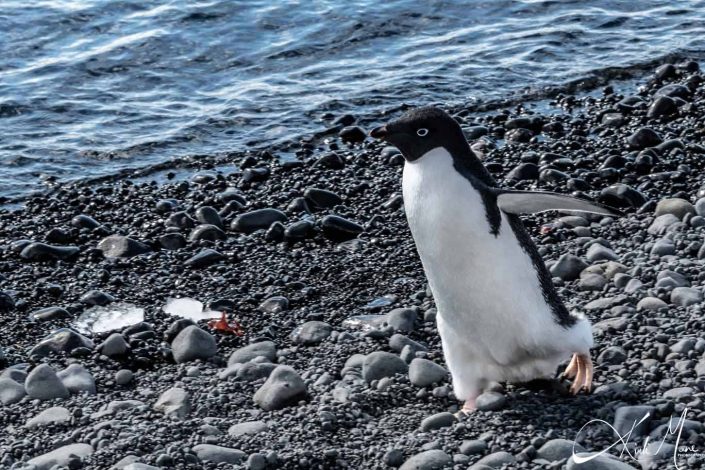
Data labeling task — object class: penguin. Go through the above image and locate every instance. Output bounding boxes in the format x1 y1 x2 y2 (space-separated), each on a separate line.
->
369 106 621 413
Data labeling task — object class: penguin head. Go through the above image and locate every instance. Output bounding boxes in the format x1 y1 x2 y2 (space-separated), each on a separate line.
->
369 106 468 162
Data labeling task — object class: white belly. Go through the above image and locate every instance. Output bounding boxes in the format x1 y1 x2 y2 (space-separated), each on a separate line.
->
402 147 592 397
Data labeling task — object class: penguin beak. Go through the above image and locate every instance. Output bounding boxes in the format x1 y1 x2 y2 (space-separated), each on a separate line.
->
369 125 388 140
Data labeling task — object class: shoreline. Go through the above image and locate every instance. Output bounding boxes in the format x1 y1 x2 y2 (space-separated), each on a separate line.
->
2 60 705 469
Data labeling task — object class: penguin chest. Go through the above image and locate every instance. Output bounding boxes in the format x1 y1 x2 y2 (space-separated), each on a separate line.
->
402 148 553 360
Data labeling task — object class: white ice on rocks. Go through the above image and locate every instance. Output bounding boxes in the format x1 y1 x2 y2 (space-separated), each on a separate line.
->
162 297 220 321
74 303 144 334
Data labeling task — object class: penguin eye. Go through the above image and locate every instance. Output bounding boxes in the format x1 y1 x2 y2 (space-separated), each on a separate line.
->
416 128 429 137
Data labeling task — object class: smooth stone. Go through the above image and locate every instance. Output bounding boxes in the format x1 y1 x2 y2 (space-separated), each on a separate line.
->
192 444 245 464
20 242 80 260
57 363 96 394
171 325 217 363
25 364 70 400
97 235 151 258
506 162 539 180
389 334 427 354
320 215 364 241
536 438 584 462
29 328 94 356
671 287 703 307
598 183 646 208
234 362 277 381
290 321 331 345
159 233 187 250
99 333 130 357
567 453 637 469
115 369 134 385
597 346 627 365
387 307 417 332
228 341 277 365
188 224 226 242
663 386 694 400
231 209 287 234
470 451 516 469
647 95 678 118
185 249 225 268
408 358 447 387
304 188 343 209
550 254 588 281
638 441 675 469
579 273 607 291
80 290 115 306
362 351 408 383
284 220 314 241
253 365 307 411
459 440 487 456
339 125 366 143
636 296 668 311
654 198 695 219
670 338 696 354
399 449 452 470
165 211 195 229
30 306 70 321
627 127 662 149
613 405 654 437
153 387 191 419
26 443 94 470
586 243 618 262
420 412 456 431
651 239 675 256
0 290 14 312
195 206 224 228
475 391 506 411
258 296 289 313
647 214 680 235
72 214 101 229
26 406 71 428
0 377 26 404
228 420 268 437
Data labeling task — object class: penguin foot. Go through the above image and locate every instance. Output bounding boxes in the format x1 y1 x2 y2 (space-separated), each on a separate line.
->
455 398 477 417
561 353 593 395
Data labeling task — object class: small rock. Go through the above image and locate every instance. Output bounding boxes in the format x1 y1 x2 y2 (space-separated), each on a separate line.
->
399 449 452 470
228 341 277 365
25 364 70 400
613 405 655 437
185 249 225 268
192 444 245 464
153 387 191 419
475 391 506 411
627 127 662 149
97 235 151 258
29 306 70 321
586 244 618 262
26 443 94 470
232 209 287 233
20 242 80 261
291 321 331 345
171 325 217 363
550 254 588 281
228 420 268 437
320 215 364 241
57 363 96 394
650 239 675 256
115 369 134 385
470 451 516 469
304 188 343 209
26 406 71 428
636 297 667 311
647 214 680 235
0 377 26 404
253 365 307 411
536 439 584 462
387 308 417 332
80 290 115 306
362 351 408 383
420 412 456 431
99 333 130 357
597 346 627 365
408 358 447 387
654 198 695 219
671 287 703 307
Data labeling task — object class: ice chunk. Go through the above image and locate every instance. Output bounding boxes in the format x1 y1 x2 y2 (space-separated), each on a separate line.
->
74 303 144 334
162 297 220 321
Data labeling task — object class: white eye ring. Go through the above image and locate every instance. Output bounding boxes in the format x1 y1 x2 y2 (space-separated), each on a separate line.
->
417 128 429 137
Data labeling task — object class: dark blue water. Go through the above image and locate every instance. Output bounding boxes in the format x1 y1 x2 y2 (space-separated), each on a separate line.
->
1 0 704 199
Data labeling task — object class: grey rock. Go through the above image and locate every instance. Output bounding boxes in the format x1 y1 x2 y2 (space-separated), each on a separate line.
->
657 269 689 287
363 351 408 383
389 334 427 354
124 464 160 470
246 453 267 470
30 306 70 321
623 278 643 293
235 362 277 382
613 405 655 437
26 443 94 470
647 214 680 235
98 235 151 258
29 328 94 357
475 391 506 411
638 442 675 469
663 386 694 400
26 406 71 428
99 333 130 357
57 363 96 394
20 242 80 261
420 412 456 431
459 440 487 456
586 243 618 262
115 369 134 385
636 297 668 311
408 358 447 387
536 439 584 462
671 287 703 307
189 224 226 242
196 206 224 228
654 198 695 219
0 377 26 404
579 273 607 291
228 420 268 437
291 321 331 345
695 197 705 217
567 453 637 469
670 338 696 354
399 449 452 470
153 387 191 419
597 346 627 365
470 451 516 469
253 365 307 411
185 248 225 268
171 325 217 363
258 296 289 313
550 254 588 281
386 308 417 332
228 341 276 365
80 290 115 306
25 364 70 400
650 238 675 256
192 444 245 464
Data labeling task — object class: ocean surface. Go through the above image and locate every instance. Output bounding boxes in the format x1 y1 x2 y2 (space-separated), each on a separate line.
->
1 0 704 199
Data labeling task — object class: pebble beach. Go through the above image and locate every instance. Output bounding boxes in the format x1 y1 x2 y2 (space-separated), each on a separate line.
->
2 61 705 470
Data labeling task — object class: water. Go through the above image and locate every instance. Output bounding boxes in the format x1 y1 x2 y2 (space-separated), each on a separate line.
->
2 0 704 199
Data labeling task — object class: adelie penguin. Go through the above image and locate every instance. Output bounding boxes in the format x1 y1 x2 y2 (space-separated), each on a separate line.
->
370 107 622 413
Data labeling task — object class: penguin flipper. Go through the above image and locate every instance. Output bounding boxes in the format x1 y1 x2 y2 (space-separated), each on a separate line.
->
495 190 623 217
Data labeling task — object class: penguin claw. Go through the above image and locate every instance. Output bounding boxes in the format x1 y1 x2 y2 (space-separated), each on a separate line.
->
566 353 593 395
